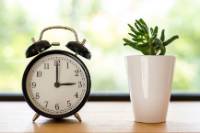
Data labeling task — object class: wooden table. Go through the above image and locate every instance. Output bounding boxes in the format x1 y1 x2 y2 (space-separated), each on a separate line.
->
0 102 200 133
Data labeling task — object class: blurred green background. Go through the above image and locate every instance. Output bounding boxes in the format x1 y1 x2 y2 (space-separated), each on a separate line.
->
0 0 199 93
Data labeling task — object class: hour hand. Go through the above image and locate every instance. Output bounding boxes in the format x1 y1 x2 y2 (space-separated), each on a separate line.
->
59 82 76 86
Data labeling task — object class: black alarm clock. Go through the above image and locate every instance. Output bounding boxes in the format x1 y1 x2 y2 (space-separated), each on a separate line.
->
22 26 91 122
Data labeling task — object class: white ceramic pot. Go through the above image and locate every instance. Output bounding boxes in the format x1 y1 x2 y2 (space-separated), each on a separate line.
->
126 55 175 123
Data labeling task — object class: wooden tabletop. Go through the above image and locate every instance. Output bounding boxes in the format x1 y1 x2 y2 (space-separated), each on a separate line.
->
0 101 200 133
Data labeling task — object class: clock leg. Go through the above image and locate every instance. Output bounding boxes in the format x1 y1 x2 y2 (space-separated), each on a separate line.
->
32 113 40 122
74 113 82 122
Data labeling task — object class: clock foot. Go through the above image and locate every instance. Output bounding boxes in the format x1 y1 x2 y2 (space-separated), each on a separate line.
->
74 113 82 122
32 113 40 122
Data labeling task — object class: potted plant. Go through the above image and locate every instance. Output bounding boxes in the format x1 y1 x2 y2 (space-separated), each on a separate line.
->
123 18 179 123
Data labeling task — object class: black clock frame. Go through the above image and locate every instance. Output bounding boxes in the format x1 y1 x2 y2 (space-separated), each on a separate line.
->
22 50 91 119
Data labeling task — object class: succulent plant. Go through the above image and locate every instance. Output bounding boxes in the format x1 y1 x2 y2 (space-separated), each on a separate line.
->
123 18 179 55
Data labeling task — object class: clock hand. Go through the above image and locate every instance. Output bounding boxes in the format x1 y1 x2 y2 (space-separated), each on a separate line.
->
55 60 60 88
56 61 59 82
59 82 76 86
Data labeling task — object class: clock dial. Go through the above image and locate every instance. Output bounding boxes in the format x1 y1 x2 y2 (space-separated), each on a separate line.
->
23 51 90 118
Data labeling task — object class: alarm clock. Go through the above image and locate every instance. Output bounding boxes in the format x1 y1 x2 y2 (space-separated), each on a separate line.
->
22 26 91 122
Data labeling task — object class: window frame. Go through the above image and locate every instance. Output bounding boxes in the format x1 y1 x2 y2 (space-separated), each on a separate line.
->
0 93 200 101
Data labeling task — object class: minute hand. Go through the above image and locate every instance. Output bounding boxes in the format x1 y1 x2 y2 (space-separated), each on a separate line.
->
56 61 59 83
59 83 76 86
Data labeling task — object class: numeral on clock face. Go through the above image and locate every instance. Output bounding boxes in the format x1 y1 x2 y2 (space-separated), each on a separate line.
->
37 71 42 77
31 82 36 88
35 92 40 99
55 104 60 110
44 101 48 108
78 81 82 88
44 63 49 69
74 92 79 98
74 69 80 76
67 100 72 107
54 60 60 66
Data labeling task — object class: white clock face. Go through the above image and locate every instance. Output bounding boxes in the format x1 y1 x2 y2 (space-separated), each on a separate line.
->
25 53 89 116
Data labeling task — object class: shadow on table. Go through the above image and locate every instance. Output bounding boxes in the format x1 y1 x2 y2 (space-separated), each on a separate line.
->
132 121 200 132
132 122 167 132
32 118 88 133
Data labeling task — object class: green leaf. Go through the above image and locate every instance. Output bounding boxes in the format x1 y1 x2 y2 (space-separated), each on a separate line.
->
128 33 137 38
158 43 166 55
135 20 146 33
163 35 179 46
128 24 140 35
134 22 144 33
138 19 149 33
139 18 148 27
123 38 139 50
160 29 165 42
153 38 166 55
123 38 132 45
132 37 144 42
153 26 158 37
150 27 154 35
149 34 157 44
159 47 166 55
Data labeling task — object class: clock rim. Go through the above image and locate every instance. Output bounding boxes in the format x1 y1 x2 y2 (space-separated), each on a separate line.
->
22 50 91 119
